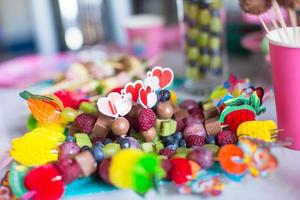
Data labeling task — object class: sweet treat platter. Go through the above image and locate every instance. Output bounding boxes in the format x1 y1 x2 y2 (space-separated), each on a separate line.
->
0 67 282 200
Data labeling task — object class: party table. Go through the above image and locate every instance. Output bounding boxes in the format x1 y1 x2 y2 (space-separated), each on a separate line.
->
0 87 299 200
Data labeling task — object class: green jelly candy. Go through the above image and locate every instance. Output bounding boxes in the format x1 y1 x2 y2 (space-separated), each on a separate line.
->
103 143 121 157
156 119 177 137
198 32 209 47
198 9 211 26
209 36 221 49
9 162 30 198
27 114 38 131
141 142 154 153
74 133 92 148
79 102 97 114
132 154 164 194
210 17 222 33
187 47 199 60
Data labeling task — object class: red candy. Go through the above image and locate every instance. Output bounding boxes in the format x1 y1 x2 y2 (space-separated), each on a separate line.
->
224 110 255 132
55 90 88 109
170 158 192 184
24 164 64 200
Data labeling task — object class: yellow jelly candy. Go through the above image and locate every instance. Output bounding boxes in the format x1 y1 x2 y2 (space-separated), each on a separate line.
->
231 89 242 97
210 85 227 100
10 125 65 166
109 149 143 189
237 120 278 142
170 90 177 105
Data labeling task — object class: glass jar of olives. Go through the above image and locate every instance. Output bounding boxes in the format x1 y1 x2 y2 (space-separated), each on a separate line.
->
184 0 227 95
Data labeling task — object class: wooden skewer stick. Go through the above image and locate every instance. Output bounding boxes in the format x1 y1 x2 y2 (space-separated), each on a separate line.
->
288 8 297 42
259 15 270 33
268 10 284 41
272 0 291 42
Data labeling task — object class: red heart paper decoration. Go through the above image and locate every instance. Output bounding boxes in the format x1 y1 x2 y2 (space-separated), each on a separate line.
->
139 86 152 108
152 67 174 89
124 81 143 102
24 164 64 200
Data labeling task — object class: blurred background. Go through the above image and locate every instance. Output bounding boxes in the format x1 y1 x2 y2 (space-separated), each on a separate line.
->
0 0 298 94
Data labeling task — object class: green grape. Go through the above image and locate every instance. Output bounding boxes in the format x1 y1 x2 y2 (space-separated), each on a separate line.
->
172 153 187 158
187 27 199 39
210 56 222 67
187 4 199 20
176 147 191 155
198 9 211 26
197 32 209 47
103 143 121 157
79 102 97 114
186 67 200 81
141 142 154 153
187 47 199 60
210 17 222 33
209 36 221 49
211 0 223 9
202 54 211 66
154 141 164 153
60 108 78 124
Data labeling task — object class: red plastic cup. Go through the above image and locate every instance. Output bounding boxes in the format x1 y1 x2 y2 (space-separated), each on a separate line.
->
267 27 300 150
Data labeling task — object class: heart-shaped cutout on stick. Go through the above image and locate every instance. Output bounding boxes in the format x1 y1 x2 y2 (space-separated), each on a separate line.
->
139 86 157 108
97 92 132 118
151 66 174 89
121 80 143 102
144 75 160 91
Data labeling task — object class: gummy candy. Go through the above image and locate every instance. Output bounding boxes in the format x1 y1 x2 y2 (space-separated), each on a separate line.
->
19 91 63 124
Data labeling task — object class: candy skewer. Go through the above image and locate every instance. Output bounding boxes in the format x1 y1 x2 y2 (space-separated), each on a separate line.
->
259 15 270 33
268 10 284 41
288 9 298 42
272 0 291 42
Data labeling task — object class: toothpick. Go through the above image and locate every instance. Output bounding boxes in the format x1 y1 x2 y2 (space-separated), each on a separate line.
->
259 15 270 33
288 8 297 42
272 0 291 42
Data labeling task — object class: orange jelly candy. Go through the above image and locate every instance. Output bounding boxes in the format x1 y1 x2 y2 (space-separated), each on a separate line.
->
218 144 249 175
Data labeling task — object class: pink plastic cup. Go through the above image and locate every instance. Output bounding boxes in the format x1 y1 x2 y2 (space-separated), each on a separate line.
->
267 27 300 150
124 15 165 59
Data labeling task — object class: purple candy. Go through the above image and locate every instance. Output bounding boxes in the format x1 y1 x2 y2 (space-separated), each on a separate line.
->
59 142 81 160
183 123 206 139
179 99 199 111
